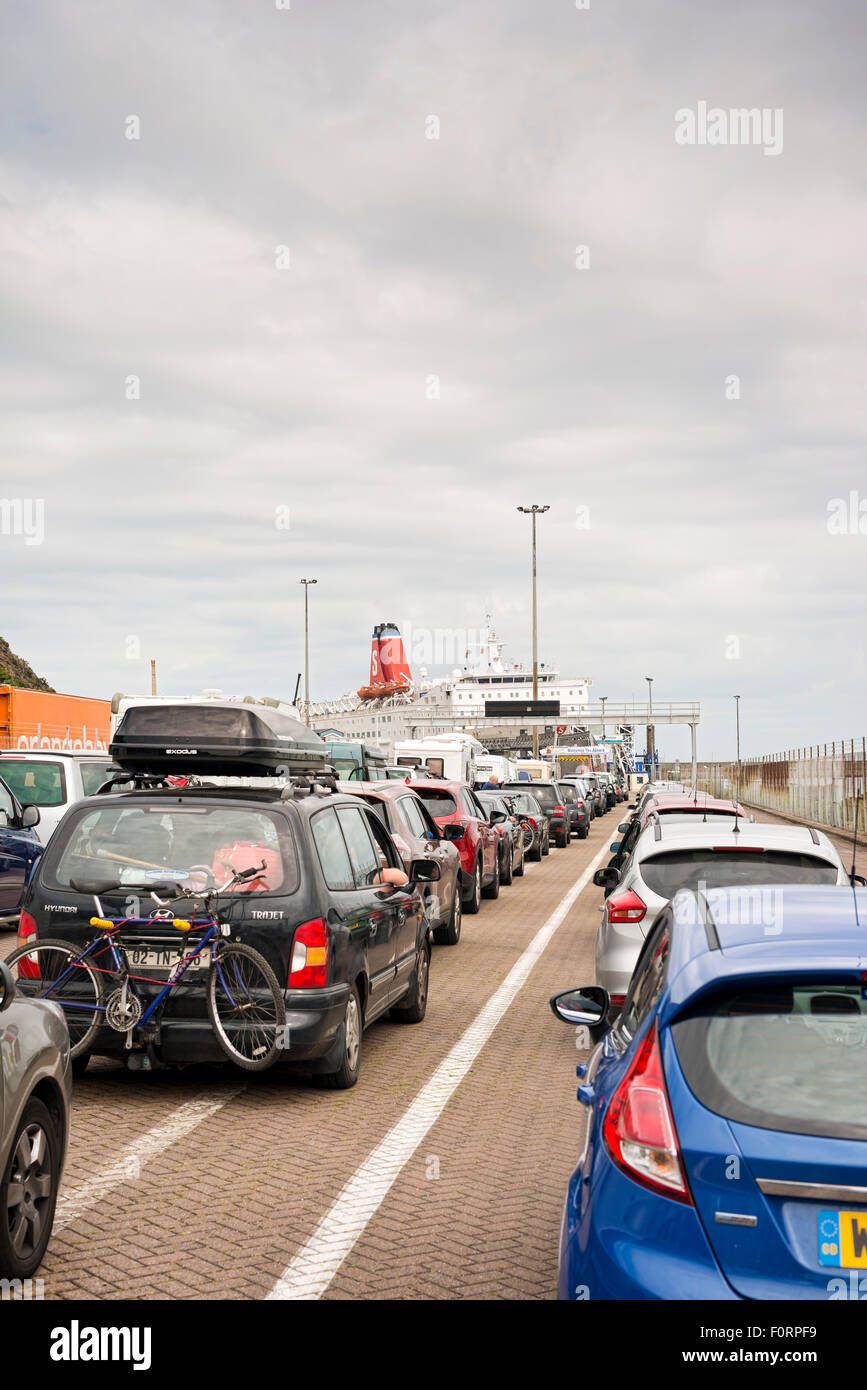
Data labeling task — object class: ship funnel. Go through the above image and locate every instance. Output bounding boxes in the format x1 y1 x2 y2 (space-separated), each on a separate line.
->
379 622 412 689
368 624 384 687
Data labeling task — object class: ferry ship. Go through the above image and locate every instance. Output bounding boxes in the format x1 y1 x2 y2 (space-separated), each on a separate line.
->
309 617 593 751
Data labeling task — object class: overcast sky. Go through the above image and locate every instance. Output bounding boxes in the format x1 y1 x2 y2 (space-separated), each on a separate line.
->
2 0 866 761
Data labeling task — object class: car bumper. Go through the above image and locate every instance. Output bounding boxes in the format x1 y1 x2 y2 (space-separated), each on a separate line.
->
88 983 352 1066
559 1149 737 1300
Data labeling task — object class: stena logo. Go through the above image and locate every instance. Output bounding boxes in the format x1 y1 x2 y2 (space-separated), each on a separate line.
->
49 1321 152 1370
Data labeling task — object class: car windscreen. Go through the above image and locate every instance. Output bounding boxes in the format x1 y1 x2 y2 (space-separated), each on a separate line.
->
0 759 66 806
46 802 298 896
414 789 458 818
672 981 867 1140
80 761 131 796
640 848 838 897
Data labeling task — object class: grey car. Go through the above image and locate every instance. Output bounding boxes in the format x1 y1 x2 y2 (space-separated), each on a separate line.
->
0 959 72 1281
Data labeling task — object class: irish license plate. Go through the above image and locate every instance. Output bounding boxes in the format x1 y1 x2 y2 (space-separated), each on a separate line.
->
126 947 210 974
818 1210 867 1268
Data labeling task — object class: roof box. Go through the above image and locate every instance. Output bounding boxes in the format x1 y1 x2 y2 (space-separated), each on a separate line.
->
109 701 329 777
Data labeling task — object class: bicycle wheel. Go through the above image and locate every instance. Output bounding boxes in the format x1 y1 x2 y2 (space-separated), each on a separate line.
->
206 943 285 1071
4 939 103 1059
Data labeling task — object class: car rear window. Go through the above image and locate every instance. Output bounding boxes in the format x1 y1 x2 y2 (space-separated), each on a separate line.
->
47 802 298 895
414 789 458 818
672 982 867 1140
80 761 131 796
1 759 66 806
558 784 577 803
640 849 838 897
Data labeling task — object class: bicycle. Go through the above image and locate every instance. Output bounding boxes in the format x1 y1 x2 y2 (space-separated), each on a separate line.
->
6 864 286 1072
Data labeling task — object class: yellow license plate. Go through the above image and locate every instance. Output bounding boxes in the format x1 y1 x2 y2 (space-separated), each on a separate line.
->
818 1210 867 1268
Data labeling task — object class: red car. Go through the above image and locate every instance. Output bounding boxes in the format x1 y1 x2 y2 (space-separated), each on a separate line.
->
408 780 500 913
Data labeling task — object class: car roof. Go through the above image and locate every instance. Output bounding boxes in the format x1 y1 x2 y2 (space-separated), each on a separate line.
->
634 817 843 865
658 885 867 1023
62 784 354 817
0 750 115 762
407 778 464 793
641 792 745 818
337 780 419 802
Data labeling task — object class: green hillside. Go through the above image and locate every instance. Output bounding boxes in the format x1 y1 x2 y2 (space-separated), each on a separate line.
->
0 637 54 692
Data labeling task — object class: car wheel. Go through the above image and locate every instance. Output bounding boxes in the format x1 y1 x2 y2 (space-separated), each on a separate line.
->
433 887 462 946
482 854 500 899
464 858 482 913
391 944 430 1024
0 1097 60 1280
579 826 589 840
500 845 513 886
542 833 550 856
514 844 525 877
318 983 362 1089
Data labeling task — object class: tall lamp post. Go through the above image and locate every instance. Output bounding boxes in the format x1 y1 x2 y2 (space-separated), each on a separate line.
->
645 676 654 778
517 504 550 758
599 696 608 739
734 694 741 801
300 578 318 726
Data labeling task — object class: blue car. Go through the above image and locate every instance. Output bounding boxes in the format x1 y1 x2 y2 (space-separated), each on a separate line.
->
0 772 42 921
552 884 867 1300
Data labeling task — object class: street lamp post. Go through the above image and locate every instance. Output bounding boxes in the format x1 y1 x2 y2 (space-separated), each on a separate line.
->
517 504 550 759
645 676 654 778
734 694 741 802
599 696 607 739
300 578 318 726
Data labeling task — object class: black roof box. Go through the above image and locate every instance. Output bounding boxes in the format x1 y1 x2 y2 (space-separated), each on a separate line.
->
109 701 329 777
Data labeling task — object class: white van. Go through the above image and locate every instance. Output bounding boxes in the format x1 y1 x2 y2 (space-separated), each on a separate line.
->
0 750 131 844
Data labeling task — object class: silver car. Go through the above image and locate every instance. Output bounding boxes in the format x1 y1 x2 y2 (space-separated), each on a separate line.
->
0 960 72 1280
594 820 848 1006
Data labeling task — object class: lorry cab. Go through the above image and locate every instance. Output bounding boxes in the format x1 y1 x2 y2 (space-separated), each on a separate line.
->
321 739 388 782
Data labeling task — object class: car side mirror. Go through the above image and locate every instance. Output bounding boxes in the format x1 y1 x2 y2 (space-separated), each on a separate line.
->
0 961 16 1014
628 802 636 808
549 985 609 1027
609 841 621 853
441 823 464 841
20 804 40 829
851 873 867 887
410 859 441 883
593 866 620 889
489 811 507 825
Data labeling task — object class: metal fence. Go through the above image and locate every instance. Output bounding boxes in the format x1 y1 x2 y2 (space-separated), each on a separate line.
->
695 738 867 836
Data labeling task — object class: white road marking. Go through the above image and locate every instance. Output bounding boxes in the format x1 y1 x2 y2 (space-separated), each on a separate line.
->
55 1085 245 1231
267 841 610 1300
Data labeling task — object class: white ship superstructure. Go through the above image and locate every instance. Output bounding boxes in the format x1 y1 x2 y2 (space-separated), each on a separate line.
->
309 617 592 750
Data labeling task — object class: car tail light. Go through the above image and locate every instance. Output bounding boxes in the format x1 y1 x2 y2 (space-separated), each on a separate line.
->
288 918 330 988
16 910 39 978
606 889 646 924
610 993 626 1008
554 805 565 815
602 1023 691 1204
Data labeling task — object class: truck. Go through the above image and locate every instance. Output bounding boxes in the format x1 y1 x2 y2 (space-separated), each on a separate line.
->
0 687 111 753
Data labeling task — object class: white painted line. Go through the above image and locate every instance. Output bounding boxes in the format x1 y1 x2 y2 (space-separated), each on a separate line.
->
267 841 610 1300
55 1085 245 1231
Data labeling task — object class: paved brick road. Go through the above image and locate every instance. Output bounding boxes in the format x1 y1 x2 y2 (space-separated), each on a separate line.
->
5 806 863 1301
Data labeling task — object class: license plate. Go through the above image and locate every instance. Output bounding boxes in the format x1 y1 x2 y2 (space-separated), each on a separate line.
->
818 1210 867 1268
126 947 210 974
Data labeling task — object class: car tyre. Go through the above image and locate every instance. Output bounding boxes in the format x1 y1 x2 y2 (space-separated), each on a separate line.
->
514 844 525 877
464 858 482 914
500 844 513 886
433 888 462 946
542 834 550 857
0 1097 60 1280
318 983 362 1090
482 854 500 899
391 945 430 1024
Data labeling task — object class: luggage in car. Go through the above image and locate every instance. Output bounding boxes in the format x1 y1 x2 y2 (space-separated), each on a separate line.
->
109 700 329 777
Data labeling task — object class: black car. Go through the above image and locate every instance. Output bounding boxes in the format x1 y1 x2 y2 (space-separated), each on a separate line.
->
18 781 438 1089
476 792 525 884
501 780 570 849
555 781 589 840
499 790 549 860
